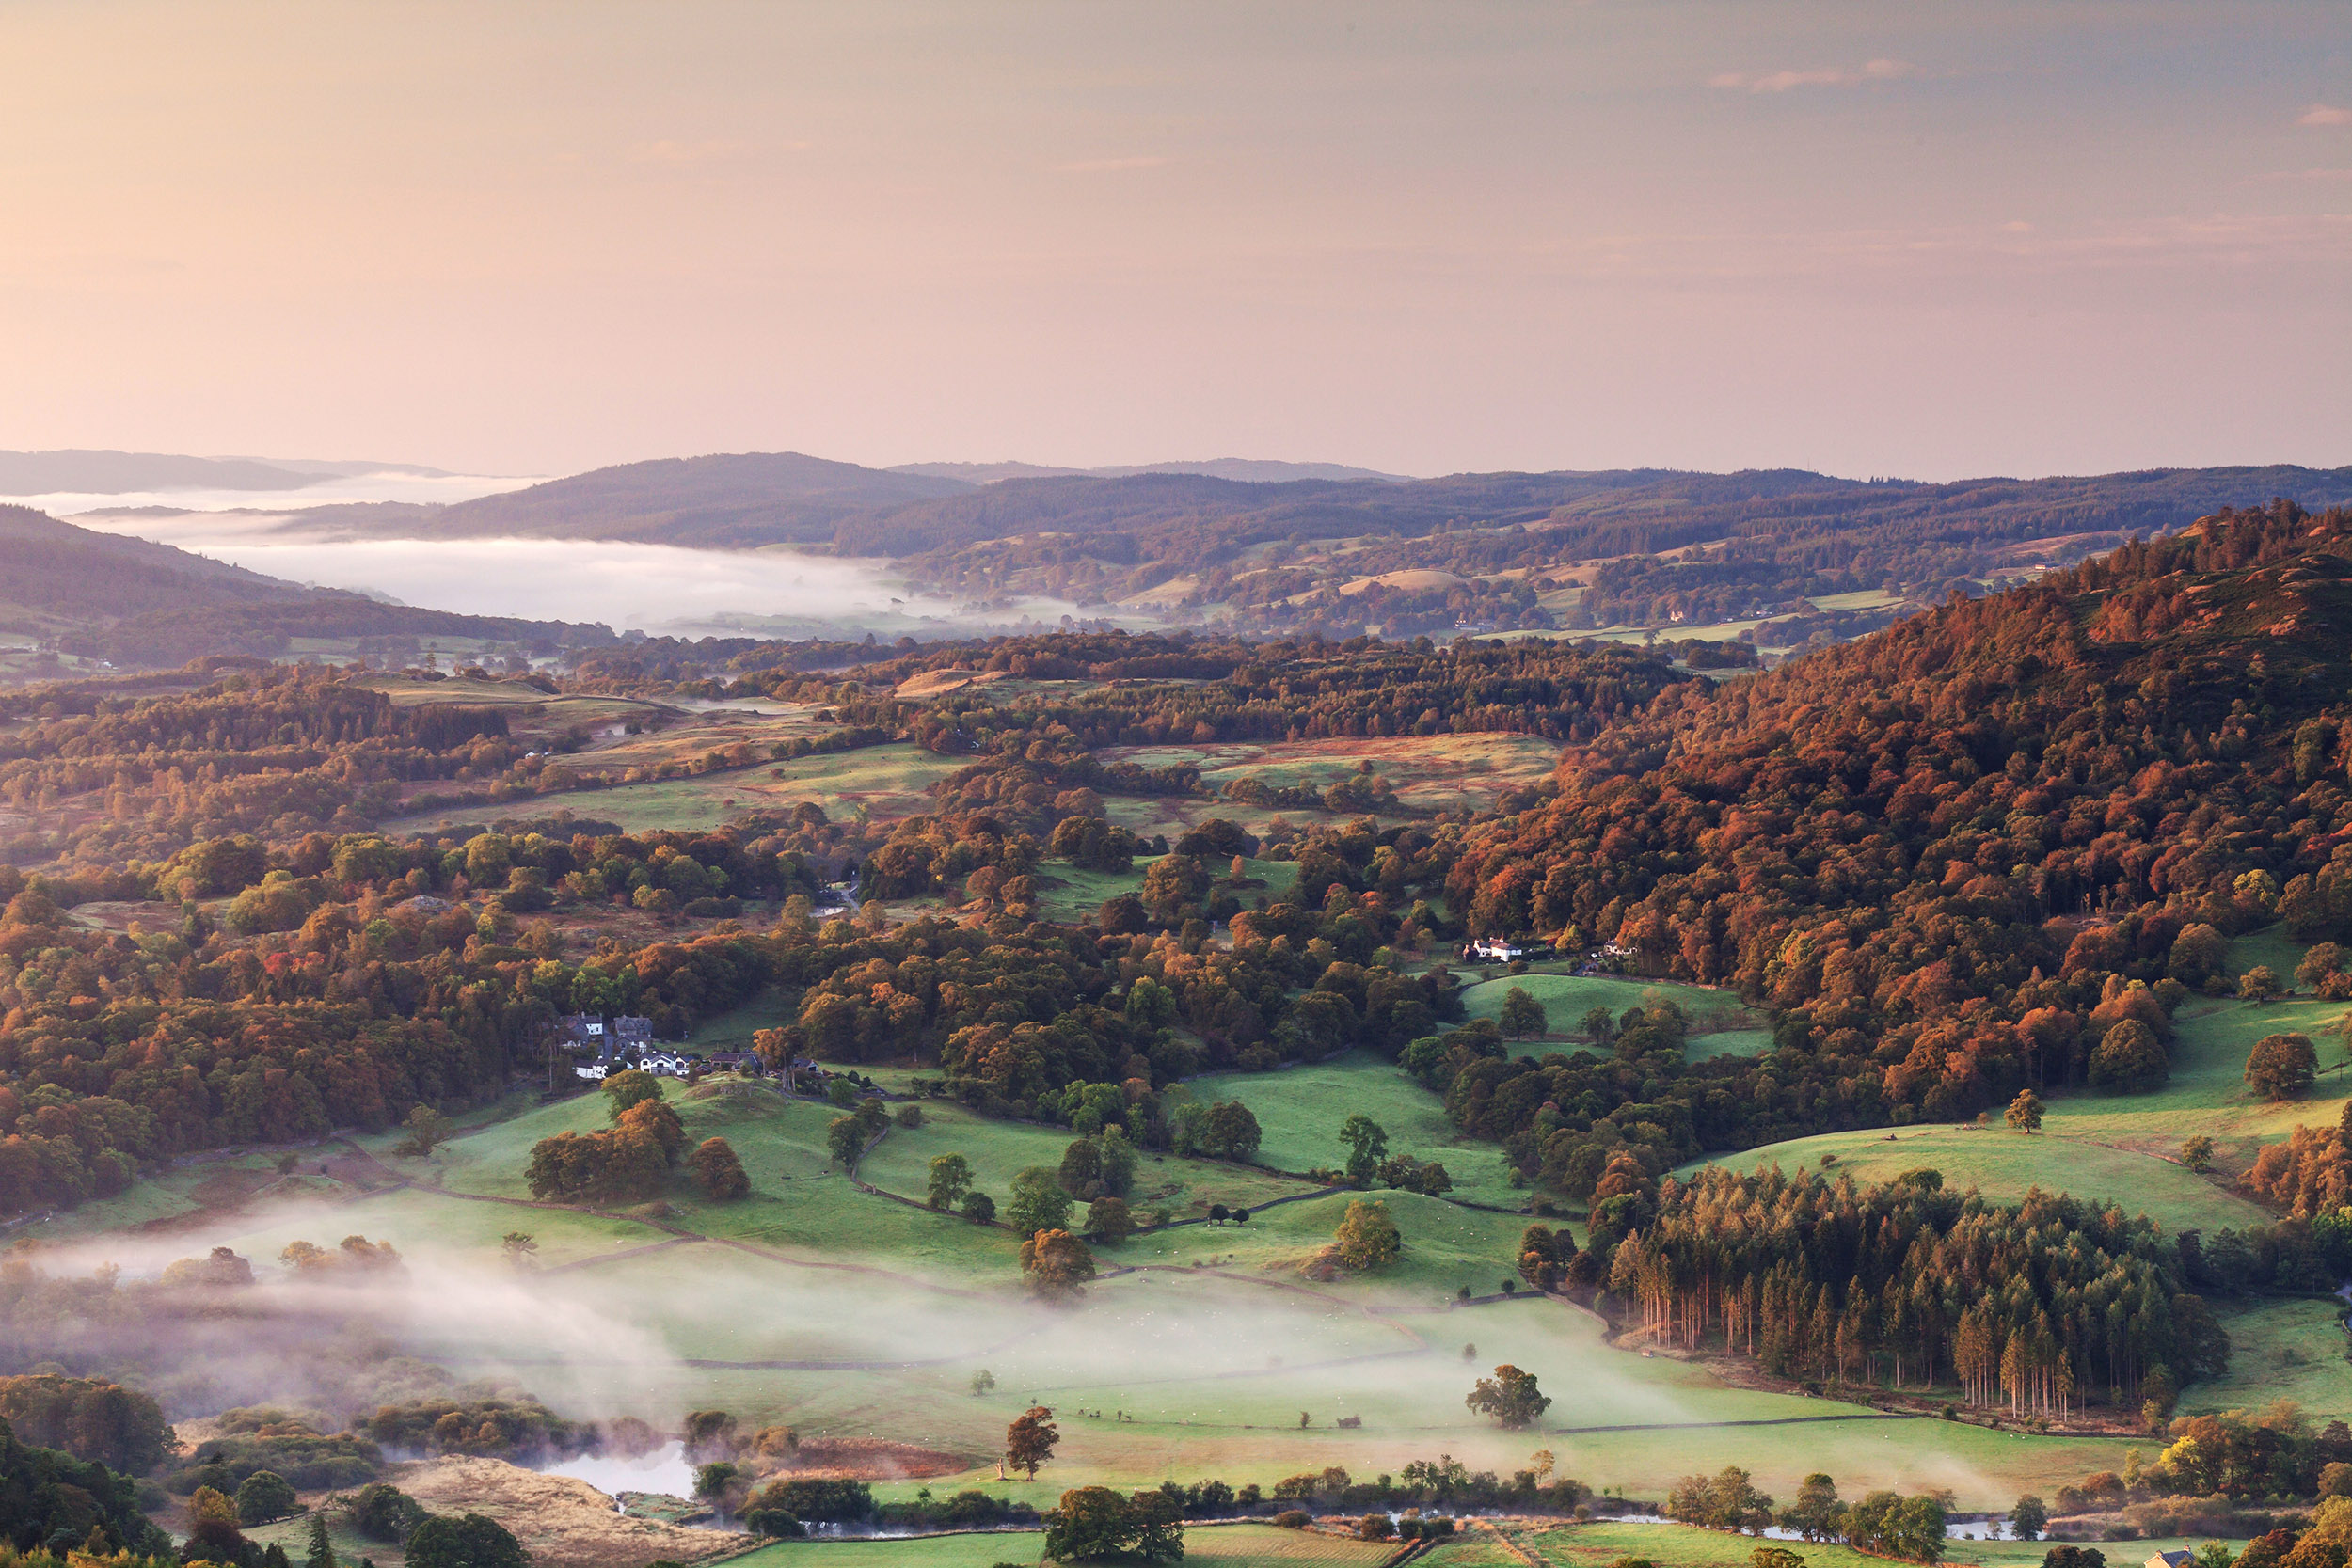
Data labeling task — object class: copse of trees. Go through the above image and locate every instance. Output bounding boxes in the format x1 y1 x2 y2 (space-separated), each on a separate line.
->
1603 1166 2231 1418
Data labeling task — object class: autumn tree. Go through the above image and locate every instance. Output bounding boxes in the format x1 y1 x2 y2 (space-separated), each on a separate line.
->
1006 1405 1058 1480
690 1137 751 1200
2089 1020 2169 1091
1334 1200 1402 1271
1465 1364 1550 1428
393 1104 453 1158
1020 1228 1097 1301
2005 1088 2043 1135
2247 1033 2318 1101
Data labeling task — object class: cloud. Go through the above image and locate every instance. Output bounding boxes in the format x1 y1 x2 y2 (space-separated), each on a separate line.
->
1054 155 1170 174
2248 167 2352 182
1711 59 1920 93
2299 103 2351 127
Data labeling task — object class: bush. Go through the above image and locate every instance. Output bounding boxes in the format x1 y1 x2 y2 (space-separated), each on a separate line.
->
232 1470 298 1525
753 1478 875 1523
348 1483 428 1544
1275 1512 1312 1529
745 1510 806 1538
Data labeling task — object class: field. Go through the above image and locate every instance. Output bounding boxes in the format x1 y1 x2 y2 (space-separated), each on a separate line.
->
383 742 966 835
1031 857 1302 925
1520 1524 2250 1568
48 1069 2147 1510
1453 974 1766 1060
1098 736 1564 819
726 1522 1403 1568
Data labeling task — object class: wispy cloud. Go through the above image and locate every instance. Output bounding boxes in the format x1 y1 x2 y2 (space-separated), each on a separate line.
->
1054 155 1170 174
2298 103 2351 127
1711 59 1920 93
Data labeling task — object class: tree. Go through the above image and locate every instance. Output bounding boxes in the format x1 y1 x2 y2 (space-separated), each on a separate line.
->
2005 1088 2043 1134
2089 1019 2169 1091
405 1514 527 1568
1086 1196 1135 1244
1500 987 1547 1041
392 1104 452 1158
501 1231 536 1268
1752 1549 1804 1568
1201 1101 1263 1161
1339 1115 1389 1187
2181 1135 2215 1173
961 1190 997 1225
1007 1406 1058 1481
827 1115 867 1171
1466 1364 1551 1429
2042 1550 2106 1568
2246 1032 2318 1101
304 1513 337 1568
1581 1006 1617 1047
1044 1486 1184 1564
2009 1496 2048 1542
604 1068 664 1117
1334 1200 1402 1270
235 1471 298 1525
1844 1493 1946 1564
970 1370 996 1396
1777 1473 1845 1542
2240 966 2285 1002
928 1153 975 1211
690 1136 751 1200
1020 1228 1098 1301
1008 1166 1074 1236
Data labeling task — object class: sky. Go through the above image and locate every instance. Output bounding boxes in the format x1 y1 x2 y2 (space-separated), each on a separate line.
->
2 0 2346 483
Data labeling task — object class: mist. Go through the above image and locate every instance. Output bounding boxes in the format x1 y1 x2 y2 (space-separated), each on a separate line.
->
59 510 1124 640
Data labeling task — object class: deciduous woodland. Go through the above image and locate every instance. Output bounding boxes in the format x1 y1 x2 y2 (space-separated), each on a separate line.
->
1 499 2350 1445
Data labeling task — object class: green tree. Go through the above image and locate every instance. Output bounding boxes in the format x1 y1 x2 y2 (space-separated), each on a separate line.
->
1776 1473 1845 1542
1086 1196 1135 1244
304 1513 337 1568
2239 966 2284 1002
500 1231 536 1268
234 1471 298 1525
1044 1486 1183 1564
1465 1364 1551 1429
1339 1115 1389 1188
827 1115 867 1171
2180 1135 2215 1173
1006 1405 1058 1481
2005 1088 2042 1134
928 1153 974 1211
1334 1199 1401 1270
1499 987 1547 1040
2089 1019 2169 1091
2245 1032 2317 1101
392 1104 453 1158
961 1190 997 1225
2009 1496 2047 1542
1201 1101 1262 1161
603 1069 664 1117
404 1514 526 1568
1008 1167 1074 1236
1095 1125 1137 1196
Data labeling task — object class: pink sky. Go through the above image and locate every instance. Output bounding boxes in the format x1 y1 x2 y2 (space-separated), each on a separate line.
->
2 1 2345 482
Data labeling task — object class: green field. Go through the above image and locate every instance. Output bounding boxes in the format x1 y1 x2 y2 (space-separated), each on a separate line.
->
1453 974 1763 1061
725 1521 1404 1568
1676 1123 2272 1239
1521 1523 2249 1568
382 742 966 834
1185 1052 1525 1207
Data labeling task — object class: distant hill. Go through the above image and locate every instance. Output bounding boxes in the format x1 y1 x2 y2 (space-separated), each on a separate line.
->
0 507 608 669
419 451 974 546
0 450 321 495
891 458 1410 484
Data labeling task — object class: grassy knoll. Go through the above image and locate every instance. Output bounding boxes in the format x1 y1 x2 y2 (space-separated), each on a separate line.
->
1184 1053 1524 1208
2182 1296 2352 1418
687 988 789 1049
854 1098 1320 1222
383 742 963 835
1100 736 1562 820
1453 974 1761 1060
1675 1123 2272 1240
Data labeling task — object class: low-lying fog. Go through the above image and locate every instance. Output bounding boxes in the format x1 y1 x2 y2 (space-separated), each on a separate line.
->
62 510 1113 639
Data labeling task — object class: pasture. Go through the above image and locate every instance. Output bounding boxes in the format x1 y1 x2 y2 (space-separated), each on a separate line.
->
1452 974 1765 1060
